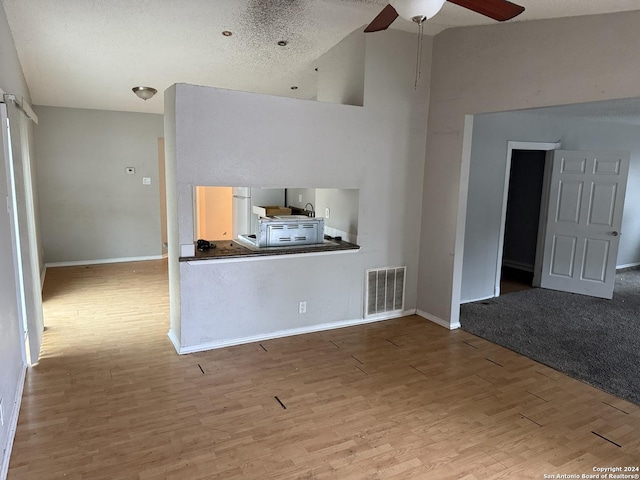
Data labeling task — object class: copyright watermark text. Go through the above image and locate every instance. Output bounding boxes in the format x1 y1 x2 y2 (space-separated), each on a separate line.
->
543 467 639 479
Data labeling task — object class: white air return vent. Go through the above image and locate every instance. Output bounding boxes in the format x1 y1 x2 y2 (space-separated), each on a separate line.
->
365 266 406 318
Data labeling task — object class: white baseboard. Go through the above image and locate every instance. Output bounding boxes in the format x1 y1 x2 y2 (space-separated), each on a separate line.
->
363 308 416 323
617 262 640 271
173 309 417 355
416 309 460 330
40 265 47 291
1 365 26 480
167 328 181 354
502 260 534 272
45 255 164 268
460 294 494 305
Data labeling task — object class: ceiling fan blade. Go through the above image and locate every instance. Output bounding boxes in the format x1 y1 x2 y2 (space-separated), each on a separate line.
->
364 4 399 33
447 0 525 21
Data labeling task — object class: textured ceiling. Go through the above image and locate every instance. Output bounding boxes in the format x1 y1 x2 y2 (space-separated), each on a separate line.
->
3 0 640 114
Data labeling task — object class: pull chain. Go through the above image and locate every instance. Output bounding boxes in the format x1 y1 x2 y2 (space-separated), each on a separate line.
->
414 19 425 90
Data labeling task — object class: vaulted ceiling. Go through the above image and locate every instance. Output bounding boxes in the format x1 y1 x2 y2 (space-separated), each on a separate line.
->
3 0 640 114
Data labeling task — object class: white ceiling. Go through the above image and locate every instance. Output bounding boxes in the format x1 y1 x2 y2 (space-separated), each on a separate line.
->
3 0 640 115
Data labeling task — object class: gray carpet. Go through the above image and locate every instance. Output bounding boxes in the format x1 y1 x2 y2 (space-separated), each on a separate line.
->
460 269 640 405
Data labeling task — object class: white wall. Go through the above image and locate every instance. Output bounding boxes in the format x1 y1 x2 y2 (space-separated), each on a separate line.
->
164 86 181 347
315 188 359 238
0 4 30 477
166 28 432 350
286 188 316 210
316 27 365 106
418 11 640 327
462 111 640 302
34 106 164 264
0 9 29 98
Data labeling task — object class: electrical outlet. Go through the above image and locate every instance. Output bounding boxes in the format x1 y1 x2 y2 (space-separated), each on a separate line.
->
298 194 303 202
298 301 307 314
0 397 4 426
142 177 151 185
325 207 330 219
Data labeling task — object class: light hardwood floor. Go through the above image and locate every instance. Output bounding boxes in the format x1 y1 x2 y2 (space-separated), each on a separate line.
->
8 260 640 479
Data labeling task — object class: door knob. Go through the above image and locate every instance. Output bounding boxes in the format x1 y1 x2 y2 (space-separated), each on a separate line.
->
612 231 620 236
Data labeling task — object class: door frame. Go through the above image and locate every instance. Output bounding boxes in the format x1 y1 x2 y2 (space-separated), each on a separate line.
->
494 141 561 297
158 138 168 256
2 95 43 365
1 102 29 364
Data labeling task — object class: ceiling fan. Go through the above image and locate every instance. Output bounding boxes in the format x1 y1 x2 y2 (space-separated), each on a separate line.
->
364 0 525 32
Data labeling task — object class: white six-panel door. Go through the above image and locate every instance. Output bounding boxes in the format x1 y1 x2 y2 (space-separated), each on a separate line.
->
540 150 629 299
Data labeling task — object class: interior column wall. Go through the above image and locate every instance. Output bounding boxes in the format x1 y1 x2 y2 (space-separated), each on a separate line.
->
166 28 432 351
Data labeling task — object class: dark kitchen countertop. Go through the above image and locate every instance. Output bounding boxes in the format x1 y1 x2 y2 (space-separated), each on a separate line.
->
179 238 360 262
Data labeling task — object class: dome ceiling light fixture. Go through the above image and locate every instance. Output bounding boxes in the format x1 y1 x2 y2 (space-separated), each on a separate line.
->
132 86 157 101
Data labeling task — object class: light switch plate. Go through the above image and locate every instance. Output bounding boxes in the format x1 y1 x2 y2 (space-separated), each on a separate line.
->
142 177 151 185
125 167 135 175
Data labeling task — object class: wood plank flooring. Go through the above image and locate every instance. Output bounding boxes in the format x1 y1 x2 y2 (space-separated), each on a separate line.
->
8 260 640 479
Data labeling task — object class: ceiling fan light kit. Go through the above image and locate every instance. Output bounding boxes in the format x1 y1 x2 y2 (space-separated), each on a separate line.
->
364 0 525 32
391 0 446 23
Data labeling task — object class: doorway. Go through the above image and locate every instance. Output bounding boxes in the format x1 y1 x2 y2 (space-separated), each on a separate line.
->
500 149 546 294
494 141 560 297
195 186 233 240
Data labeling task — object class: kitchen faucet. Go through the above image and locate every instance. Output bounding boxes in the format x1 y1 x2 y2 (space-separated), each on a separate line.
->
304 202 315 217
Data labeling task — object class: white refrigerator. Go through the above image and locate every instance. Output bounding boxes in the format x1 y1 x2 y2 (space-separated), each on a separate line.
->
232 187 285 238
